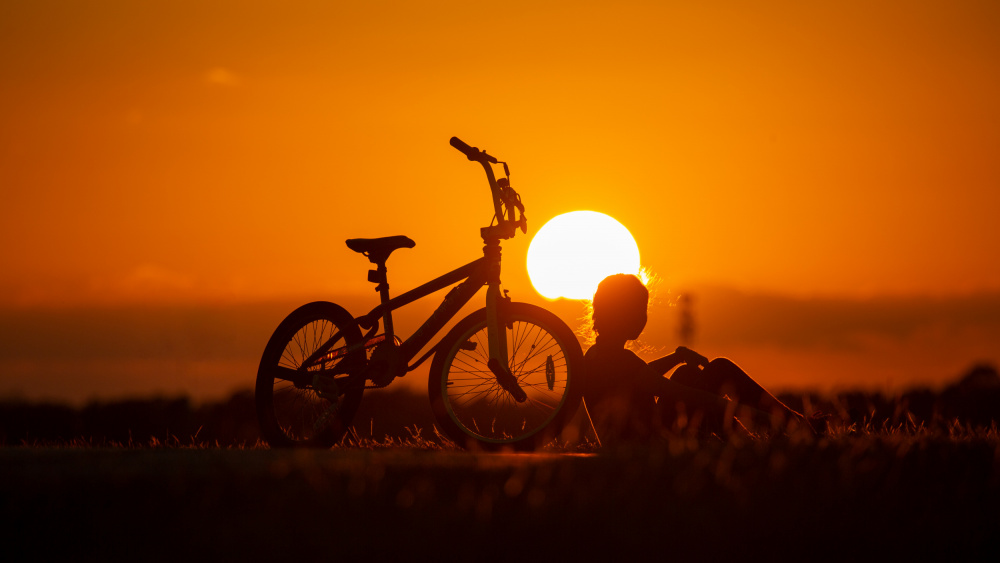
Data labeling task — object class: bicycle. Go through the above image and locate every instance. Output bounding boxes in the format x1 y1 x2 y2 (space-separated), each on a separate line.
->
255 137 585 450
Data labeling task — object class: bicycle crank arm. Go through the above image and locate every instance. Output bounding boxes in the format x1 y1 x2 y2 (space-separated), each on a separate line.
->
487 358 528 403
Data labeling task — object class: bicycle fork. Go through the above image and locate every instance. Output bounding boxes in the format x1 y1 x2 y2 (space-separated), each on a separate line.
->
483 238 528 403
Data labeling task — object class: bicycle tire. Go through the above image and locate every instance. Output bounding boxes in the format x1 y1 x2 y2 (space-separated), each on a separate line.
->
255 301 365 448
428 302 584 450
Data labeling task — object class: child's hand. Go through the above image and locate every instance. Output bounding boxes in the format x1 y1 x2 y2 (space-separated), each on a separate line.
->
675 346 709 368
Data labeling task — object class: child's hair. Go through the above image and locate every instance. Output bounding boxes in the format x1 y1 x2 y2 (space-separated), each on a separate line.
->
591 274 649 341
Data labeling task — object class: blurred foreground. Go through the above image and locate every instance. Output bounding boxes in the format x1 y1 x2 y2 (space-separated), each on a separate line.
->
4 365 1000 561
4 431 999 561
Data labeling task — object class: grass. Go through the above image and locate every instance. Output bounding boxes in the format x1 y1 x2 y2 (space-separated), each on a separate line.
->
5 422 1000 562
5 384 1000 562
14 412 1000 448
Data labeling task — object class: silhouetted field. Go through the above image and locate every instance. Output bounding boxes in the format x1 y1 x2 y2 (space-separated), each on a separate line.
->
4 431 1000 561
4 364 1000 446
3 365 1000 561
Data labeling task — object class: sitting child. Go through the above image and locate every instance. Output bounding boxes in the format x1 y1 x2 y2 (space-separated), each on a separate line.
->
584 273 805 443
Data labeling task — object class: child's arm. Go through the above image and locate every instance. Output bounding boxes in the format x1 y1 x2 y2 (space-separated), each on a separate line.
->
648 346 709 376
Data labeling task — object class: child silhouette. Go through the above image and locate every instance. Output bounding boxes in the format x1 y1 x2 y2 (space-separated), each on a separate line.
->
584 274 805 443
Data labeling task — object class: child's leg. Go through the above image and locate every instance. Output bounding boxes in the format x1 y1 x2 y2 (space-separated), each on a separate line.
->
669 363 710 391
653 377 732 437
673 358 801 418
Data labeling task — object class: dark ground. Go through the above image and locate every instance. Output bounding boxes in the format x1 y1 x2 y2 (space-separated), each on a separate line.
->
3 433 1000 562
3 365 1000 561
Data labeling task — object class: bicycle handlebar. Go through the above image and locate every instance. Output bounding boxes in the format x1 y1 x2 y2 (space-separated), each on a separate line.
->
450 136 526 239
450 137 498 164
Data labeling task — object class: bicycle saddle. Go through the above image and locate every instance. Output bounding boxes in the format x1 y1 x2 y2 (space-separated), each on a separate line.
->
345 235 415 264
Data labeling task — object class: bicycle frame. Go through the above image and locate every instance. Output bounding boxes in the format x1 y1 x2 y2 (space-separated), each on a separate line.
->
272 259 477 385
358 254 491 372
255 137 583 449
282 138 522 394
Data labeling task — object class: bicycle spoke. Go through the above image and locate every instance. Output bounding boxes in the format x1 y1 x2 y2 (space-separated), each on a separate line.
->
432 303 581 449
454 384 498 408
257 303 364 447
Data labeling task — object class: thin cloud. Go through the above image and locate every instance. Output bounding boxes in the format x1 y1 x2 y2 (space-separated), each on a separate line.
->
203 67 240 86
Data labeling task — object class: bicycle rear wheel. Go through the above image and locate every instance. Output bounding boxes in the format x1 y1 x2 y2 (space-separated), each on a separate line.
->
255 301 365 448
428 302 584 450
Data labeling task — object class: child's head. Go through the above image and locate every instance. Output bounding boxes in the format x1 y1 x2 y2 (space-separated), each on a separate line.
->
592 274 648 342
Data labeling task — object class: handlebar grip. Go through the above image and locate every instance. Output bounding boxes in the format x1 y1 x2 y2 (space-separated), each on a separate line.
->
449 136 475 156
450 136 498 164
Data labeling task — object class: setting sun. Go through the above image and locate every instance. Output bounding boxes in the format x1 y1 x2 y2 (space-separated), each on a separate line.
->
527 211 641 300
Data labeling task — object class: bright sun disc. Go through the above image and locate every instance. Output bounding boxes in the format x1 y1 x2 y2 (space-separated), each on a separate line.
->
527 211 640 300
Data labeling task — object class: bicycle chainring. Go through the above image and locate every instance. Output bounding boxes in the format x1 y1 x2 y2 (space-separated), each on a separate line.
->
365 341 404 387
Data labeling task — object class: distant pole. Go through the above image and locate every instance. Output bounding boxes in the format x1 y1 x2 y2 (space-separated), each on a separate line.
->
678 293 695 346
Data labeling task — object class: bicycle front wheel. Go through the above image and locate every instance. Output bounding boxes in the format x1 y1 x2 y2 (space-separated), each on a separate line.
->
428 302 584 450
255 301 365 448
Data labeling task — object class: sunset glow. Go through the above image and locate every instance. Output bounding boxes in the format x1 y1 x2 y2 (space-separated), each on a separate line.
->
1 1 999 401
527 211 640 300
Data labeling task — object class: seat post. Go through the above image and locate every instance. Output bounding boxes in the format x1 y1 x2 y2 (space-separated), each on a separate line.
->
368 261 395 338
348 236 414 340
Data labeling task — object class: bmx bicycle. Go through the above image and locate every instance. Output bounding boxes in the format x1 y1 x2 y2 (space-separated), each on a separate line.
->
255 137 584 450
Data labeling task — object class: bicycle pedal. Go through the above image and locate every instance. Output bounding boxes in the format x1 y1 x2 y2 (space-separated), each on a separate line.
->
312 373 341 401
459 340 477 351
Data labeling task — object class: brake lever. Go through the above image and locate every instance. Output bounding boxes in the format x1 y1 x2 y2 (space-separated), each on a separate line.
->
497 178 526 234
510 191 527 233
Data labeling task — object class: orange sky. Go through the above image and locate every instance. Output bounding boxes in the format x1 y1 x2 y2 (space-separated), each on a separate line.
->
1 1 999 401
3 0 999 306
